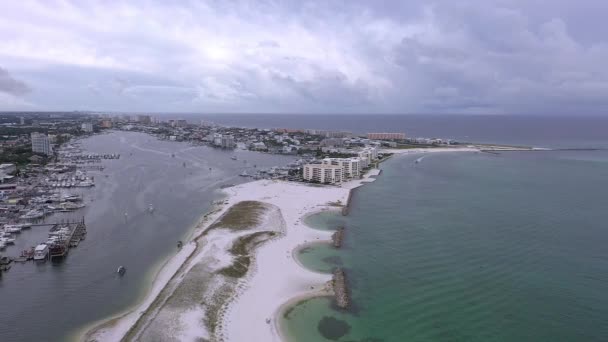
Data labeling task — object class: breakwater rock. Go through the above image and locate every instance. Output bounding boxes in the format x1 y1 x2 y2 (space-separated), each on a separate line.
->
332 268 350 309
331 227 345 248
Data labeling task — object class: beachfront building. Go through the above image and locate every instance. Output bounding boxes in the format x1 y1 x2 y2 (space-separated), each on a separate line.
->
31 132 53 156
358 146 379 167
322 158 361 179
220 135 236 149
81 122 93 132
303 164 343 184
367 132 405 140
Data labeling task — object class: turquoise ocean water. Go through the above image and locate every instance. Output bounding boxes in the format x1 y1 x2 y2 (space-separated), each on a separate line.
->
283 149 608 342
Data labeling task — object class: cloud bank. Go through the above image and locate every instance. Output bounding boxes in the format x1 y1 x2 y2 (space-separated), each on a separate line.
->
1 0 607 114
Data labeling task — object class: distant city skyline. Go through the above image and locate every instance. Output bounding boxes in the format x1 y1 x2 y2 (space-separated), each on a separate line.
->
1 1 608 115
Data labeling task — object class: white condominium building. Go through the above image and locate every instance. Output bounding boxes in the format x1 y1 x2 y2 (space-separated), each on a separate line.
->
358 146 379 167
31 132 53 156
322 158 361 179
303 164 343 184
363 146 378 160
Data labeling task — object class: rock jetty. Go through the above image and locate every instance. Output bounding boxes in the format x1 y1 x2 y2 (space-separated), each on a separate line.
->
331 227 345 248
332 268 349 309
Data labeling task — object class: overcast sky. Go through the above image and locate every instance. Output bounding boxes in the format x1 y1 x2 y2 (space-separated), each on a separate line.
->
1 0 607 115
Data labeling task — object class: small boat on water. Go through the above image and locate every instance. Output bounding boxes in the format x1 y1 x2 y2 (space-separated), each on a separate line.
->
117 266 126 276
148 204 155 213
231 156 237 160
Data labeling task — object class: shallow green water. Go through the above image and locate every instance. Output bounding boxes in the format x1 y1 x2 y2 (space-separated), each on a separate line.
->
297 243 343 274
283 150 608 342
303 210 347 232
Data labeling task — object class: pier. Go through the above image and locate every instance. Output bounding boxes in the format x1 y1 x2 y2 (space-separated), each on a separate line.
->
47 218 87 260
332 268 350 309
331 227 345 248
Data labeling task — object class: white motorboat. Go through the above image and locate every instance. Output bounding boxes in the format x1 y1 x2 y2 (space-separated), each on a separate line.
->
33 244 49 261
5 226 21 234
20 210 44 220
0 237 15 245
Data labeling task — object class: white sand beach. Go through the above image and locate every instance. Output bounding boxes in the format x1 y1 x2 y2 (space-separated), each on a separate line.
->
220 178 373 342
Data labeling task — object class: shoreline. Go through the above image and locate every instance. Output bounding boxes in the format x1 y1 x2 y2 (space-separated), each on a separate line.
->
79 149 464 342
79 197 232 342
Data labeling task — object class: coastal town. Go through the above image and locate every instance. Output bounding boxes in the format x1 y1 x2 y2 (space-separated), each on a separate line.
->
0 111 537 280
0 112 460 184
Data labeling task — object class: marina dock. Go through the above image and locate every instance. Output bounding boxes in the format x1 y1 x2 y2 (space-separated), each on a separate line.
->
49 218 87 260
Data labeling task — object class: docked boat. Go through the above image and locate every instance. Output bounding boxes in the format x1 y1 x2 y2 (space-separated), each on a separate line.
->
20 210 45 220
58 202 85 212
239 170 250 177
77 180 95 187
33 244 49 261
0 237 15 245
62 194 83 202
17 223 31 229
5 226 22 234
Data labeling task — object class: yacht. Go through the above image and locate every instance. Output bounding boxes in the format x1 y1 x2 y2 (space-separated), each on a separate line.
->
33 244 49 261
0 237 15 245
20 210 45 220
63 194 82 202
59 202 85 211
5 226 22 234
77 180 95 187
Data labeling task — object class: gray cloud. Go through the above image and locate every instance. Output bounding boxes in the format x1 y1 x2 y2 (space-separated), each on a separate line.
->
1 1 608 114
0 67 31 96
